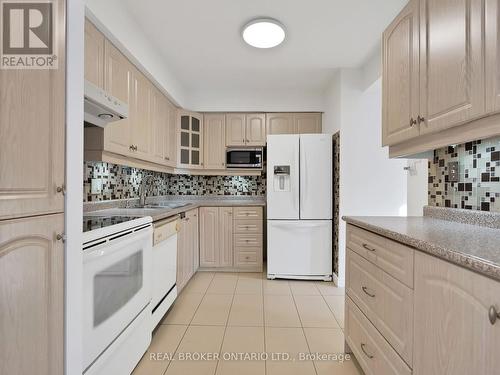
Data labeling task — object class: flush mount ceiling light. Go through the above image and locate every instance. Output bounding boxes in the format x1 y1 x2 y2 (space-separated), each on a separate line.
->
242 18 286 48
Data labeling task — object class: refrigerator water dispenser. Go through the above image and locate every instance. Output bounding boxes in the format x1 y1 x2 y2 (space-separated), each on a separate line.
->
273 165 290 192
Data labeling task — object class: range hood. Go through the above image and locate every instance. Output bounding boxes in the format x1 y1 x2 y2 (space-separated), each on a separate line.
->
84 80 128 127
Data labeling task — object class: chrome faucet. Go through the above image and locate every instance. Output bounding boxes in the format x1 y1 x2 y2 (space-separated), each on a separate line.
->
138 175 154 207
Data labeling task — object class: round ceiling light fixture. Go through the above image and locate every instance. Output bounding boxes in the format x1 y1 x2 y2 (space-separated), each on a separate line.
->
242 18 286 48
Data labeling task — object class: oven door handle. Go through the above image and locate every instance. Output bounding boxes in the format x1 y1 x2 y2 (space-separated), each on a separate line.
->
83 228 152 262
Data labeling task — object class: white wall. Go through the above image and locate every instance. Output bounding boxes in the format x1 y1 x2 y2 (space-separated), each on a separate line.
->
84 0 189 107
188 87 325 112
322 71 341 134
407 159 429 216
323 53 412 285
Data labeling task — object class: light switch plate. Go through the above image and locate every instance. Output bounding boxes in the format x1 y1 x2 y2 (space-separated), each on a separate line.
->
91 178 103 194
448 161 459 182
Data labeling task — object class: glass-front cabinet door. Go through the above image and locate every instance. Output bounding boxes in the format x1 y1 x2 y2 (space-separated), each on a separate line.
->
178 110 203 169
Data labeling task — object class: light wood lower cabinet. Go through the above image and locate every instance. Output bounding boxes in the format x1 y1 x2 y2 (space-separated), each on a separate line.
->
0 214 64 375
346 249 413 366
176 208 199 292
346 223 500 375
199 207 234 268
413 252 500 375
199 206 263 271
345 297 412 375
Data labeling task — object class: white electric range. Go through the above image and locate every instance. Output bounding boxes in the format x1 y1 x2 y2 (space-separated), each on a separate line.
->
82 215 153 375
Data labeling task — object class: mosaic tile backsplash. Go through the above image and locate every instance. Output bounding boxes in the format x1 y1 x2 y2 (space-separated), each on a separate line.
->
428 136 500 212
84 162 266 202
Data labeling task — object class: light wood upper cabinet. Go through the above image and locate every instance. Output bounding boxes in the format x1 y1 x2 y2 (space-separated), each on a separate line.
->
486 0 500 114
178 110 204 169
266 113 295 135
103 40 133 156
382 0 420 146
226 113 266 146
0 23 65 220
142 83 178 167
204 114 226 169
246 114 267 145
0 214 64 375
218 208 234 267
419 0 485 135
84 19 104 88
166 100 178 166
293 113 322 134
199 207 219 267
226 113 246 146
413 252 500 375
151 87 167 164
130 69 152 160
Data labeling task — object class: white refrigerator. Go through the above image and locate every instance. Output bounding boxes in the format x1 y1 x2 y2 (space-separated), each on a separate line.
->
266 134 333 280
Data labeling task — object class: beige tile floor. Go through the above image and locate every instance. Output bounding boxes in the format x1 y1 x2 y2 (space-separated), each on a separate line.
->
133 270 363 375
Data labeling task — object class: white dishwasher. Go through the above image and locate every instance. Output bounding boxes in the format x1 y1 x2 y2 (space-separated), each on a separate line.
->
151 215 180 329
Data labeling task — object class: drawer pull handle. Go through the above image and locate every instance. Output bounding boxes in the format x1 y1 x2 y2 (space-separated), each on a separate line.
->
360 343 374 359
362 243 376 252
362 286 375 298
489 305 500 325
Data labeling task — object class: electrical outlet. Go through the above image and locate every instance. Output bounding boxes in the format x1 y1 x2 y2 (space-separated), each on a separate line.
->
91 178 103 194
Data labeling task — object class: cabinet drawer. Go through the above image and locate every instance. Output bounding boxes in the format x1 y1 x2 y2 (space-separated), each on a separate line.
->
347 224 414 288
234 219 263 234
234 234 263 247
234 247 261 266
233 207 263 220
346 296 412 375
346 249 413 366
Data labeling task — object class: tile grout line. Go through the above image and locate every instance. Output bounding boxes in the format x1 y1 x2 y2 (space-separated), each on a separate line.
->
162 272 214 375
289 286 319 375
213 273 238 375
261 271 267 375
319 292 344 331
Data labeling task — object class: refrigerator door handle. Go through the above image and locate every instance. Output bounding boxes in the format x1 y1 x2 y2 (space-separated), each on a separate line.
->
300 148 306 217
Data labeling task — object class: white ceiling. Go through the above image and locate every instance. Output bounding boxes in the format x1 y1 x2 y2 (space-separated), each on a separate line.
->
123 0 407 94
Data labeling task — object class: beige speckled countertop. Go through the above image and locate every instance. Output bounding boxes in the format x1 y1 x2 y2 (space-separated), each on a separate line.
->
343 215 500 282
84 196 266 222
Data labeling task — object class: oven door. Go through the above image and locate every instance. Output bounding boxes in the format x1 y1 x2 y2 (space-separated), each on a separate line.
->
83 225 152 370
226 148 263 168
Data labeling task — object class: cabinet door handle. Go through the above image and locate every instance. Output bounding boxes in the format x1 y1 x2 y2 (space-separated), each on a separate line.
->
129 145 134 151
56 233 65 242
56 185 65 195
410 117 417 127
489 305 500 325
362 286 376 298
362 243 376 252
360 343 374 359
417 115 425 124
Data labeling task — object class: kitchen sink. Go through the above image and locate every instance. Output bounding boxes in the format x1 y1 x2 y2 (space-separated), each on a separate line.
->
139 202 191 209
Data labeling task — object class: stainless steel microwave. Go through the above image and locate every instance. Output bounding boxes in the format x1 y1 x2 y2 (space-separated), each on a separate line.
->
226 147 263 169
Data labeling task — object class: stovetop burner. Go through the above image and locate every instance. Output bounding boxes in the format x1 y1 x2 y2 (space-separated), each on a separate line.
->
83 215 141 233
